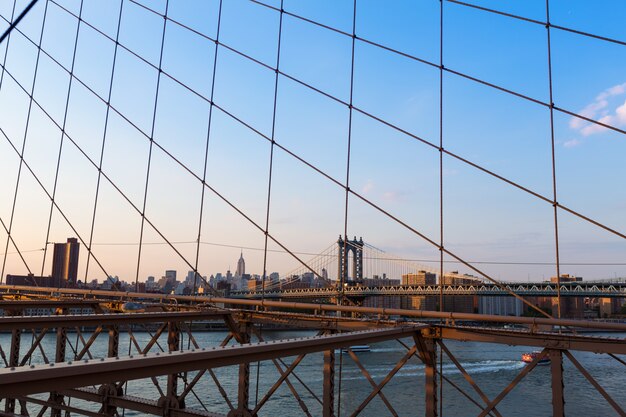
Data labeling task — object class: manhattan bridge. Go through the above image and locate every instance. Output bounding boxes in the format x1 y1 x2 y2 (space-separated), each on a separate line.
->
0 1 625 416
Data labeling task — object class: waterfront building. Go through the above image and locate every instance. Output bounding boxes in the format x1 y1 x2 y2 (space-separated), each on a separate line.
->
51 237 80 284
401 271 436 311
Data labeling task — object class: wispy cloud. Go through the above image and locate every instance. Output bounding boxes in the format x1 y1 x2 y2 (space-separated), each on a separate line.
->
361 179 375 195
563 138 582 148
570 82 626 136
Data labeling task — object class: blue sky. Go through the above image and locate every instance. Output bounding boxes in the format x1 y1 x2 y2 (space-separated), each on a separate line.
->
0 0 625 284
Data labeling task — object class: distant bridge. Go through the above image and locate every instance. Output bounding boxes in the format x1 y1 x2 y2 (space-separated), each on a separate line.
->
230 281 626 299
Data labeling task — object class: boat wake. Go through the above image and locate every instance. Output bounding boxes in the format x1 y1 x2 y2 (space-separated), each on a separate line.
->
334 360 525 381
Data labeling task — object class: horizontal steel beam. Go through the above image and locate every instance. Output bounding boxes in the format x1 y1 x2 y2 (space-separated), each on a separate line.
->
438 326 626 355
0 299 101 309
0 325 426 397
0 311 229 330
1 285 625 331
237 310 400 331
66 388 226 417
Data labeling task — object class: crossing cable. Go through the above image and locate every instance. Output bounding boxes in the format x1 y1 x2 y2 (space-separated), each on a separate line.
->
39 0 626 246
60 0 626 248
339 3 358 415
0 63 319 294
438 0 445 313
255 0 285 407
134 0 170 290
545 0 562 319
447 0 626 48
41 0 86 278
84 0 124 284
260 0 284 303
2 2 624 310
0 216 32 279
0 0 26 282
250 0 626 138
0 8 563 317
438 0 445 413
0 28 324 290
0 1 325 290
0 0 50 281
0 0 38 45
0 123 111 280
192 0 224 295
0 0 17 89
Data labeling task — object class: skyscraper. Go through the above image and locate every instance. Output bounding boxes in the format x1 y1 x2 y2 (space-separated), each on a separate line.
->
51 238 80 284
236 251 245 277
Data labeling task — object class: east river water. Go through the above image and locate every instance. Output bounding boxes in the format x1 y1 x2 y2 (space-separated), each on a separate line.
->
1 329 624 416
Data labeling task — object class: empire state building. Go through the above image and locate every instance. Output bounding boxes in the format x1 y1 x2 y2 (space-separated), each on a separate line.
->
236 252 245 277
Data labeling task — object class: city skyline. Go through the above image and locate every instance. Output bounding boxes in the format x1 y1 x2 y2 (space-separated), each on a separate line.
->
0 1 625 285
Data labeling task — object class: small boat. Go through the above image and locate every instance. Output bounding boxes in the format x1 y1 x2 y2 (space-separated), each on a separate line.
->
521 351 549 365
341 345 371 353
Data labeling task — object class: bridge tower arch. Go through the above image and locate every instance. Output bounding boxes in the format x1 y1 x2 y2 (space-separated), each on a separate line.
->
337 236 364 286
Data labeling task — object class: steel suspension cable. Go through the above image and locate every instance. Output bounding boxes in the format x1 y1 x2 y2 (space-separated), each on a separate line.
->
0 40 551 317
1 0 620 318
438 0 445 413
18 0 626 248
545 0 562 319
0 5 326 288
41 0 86 279
84 0 124 283
192 0 224 295
255 0 285 407
0 0 50 281
0 0 38 45
338 2 358 415
135 0 170 290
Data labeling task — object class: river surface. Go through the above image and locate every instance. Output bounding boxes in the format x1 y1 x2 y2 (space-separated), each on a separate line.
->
1 329 624 416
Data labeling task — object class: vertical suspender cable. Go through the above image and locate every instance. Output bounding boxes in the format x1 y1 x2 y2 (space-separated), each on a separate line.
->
84 0 125 283
41 0 85 278
439 0 445 414
0 0 50 280
338 2 358 415
545 0 561 319
255 0 285 407
193 0 224 295
134 0 171 290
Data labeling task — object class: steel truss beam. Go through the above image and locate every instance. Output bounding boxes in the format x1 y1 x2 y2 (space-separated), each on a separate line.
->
2 285 625 332
0 326 426 397
237 310 400 331
64 388 226 417
438 326 626 355
0 311 229 330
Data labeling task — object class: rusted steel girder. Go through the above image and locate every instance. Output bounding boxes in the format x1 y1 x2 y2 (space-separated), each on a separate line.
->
49 324 68 417
237 310 400 331
0 326 426 398
323 348 335 417
437 326 626 355
4 312 21 414
0 299 101 309
549 349 565 417
415 335 437 417
64 388 226 417
0 311 229 331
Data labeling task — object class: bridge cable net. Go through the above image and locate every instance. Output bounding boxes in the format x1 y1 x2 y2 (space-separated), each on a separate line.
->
0 0 624 321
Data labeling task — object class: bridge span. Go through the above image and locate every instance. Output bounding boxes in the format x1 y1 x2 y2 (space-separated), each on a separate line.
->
0 286 625 417
230 281 626 299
